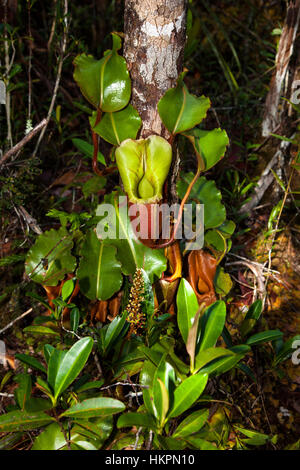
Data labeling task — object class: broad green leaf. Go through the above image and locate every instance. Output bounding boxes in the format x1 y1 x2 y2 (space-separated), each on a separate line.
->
72 138 106 166
15 353 47 374
32 422 67 450
183 127 229 170
103 313 127 353
183 435 217 450
158 72 211 135
205 229 227 252
14 374 32 411
23 325 60 336
140 360 157 417
176 278 199 344
194 347 234 374
168 373 208 418
156 435 186 450
241 299 263 337
72 416 113 447
61 278 74 301
77 230 123 301
75 379 104 393
200 353 244 377
96 193 167 283
24 398 53 413
70 308 80 333
236 426 269 445
152 357 175 423
44 344 55 364
246 330 283 346
60 397 125 419
54 337 93 399
25 228 76 286
177 173 226 229
198 301 226 352
90 105 141 146
0 410 54 432
117 412 156 429
115 135 172 203
47 349 66 391
173 408 209 438
73 34 131 112
153 378 169 426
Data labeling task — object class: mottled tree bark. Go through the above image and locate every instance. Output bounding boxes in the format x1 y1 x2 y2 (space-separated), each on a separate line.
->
123 0 187 139
262 0 300 137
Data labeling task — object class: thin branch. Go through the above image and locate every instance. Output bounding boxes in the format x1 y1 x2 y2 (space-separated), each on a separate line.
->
0 119 47 167
0 308 33 336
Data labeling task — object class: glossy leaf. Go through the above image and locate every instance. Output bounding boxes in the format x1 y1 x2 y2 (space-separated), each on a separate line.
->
77 230 123 301
183 436 217 450
60 397 125 419
32 422 66 450
158 72 211 135
241 299 263 337
117 412 156 429
15 353 47 374
44 344 55 364
246 330 283 346
90 105 141 146
168 373 208 418
152 357 175 423
70 308 80 333
176 278 199 344
140 360 157 417
183 127 229 170
24 398 53 413
198 300 226 352
23 325 60 336
75 379 104 393
153 378 169 425
47 349 66 391
54 337 93 399
25 228 76 287
0 410 54 432
200 353 245 376
72 416 113 447
173 408 209 438
103 313 127 353
177 173 226 229
61 278 74 301
115 135 172 203
194 347 234 374
73 34 131 112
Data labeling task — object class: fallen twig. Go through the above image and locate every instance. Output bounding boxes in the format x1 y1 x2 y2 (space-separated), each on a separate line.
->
0 308 33 336
0 119 47 167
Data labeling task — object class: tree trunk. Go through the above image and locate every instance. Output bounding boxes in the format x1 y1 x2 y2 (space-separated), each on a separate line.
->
123 0 187 139
262 0 300 137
